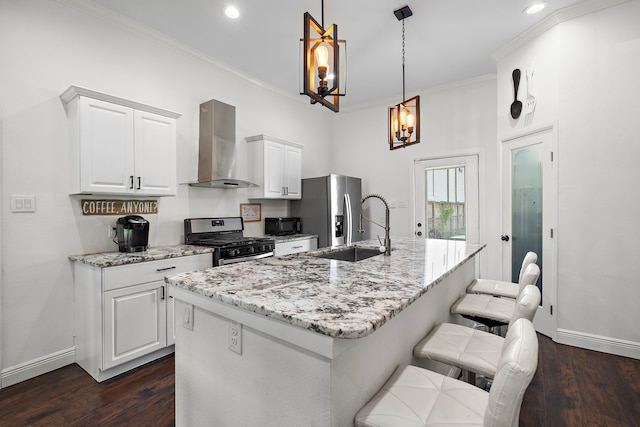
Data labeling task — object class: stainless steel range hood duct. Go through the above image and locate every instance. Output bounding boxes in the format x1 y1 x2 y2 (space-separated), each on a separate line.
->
189 99 256 189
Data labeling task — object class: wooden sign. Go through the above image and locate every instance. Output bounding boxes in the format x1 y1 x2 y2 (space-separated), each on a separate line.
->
81 199 158 216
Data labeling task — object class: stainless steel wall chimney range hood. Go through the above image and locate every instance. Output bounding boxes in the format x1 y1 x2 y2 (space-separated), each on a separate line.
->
189 99 256 189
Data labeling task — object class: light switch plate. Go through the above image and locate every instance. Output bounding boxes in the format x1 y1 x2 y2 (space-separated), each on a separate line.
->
11 195 36 212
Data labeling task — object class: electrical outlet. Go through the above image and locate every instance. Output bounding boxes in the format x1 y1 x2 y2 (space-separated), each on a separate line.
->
183 304 194 330
108 224 117 238
229 321 242 355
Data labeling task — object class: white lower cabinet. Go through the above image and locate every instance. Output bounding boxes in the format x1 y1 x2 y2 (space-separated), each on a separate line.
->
274 236 318 256
102 281 167 370
74 253 211 382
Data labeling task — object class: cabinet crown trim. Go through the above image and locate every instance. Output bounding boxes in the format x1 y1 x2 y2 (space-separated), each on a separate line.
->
60 85 182 119
245 134 304 149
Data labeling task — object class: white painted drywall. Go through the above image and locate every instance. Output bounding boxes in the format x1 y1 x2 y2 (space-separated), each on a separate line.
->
496 1 640 353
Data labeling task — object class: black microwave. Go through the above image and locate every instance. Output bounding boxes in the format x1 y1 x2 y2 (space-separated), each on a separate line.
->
265 217 301 236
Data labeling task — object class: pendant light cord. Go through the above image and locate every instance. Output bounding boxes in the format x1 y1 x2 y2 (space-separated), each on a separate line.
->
402 19 406 101
321 0 325 28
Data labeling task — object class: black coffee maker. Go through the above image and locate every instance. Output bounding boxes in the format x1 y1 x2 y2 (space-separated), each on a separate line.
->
115 215 149 252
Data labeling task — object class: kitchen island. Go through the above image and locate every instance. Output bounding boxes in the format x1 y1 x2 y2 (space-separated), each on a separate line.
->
167 237 484 426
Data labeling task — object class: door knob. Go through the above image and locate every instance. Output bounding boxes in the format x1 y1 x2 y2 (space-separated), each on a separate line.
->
501 235 510 242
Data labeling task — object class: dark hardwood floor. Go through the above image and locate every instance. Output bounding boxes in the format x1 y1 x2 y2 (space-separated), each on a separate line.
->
1 335 639 426
0 355 175 426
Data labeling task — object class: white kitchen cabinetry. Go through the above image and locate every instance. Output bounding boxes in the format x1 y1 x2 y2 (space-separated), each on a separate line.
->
274 236 318 256
74 253 210 382
246 134 303 199
61 86 180 196
102 281 166 370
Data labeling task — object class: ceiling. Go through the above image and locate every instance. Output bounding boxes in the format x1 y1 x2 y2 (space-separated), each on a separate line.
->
91 0 588 109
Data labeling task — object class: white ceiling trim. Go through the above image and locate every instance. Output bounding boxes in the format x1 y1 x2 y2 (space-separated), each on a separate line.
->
492 0 630 61
340 74 498 113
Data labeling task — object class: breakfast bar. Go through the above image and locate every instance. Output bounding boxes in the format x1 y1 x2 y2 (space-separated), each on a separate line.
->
167 237 484 426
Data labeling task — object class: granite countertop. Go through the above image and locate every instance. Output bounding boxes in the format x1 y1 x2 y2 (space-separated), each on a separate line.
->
69 245 215 268
166 237 484 339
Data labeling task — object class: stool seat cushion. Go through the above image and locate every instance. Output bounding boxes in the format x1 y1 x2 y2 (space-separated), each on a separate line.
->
466 263 540 299
450 293 516 324
467 278 519 299
354 364 488 427
413 323 503 378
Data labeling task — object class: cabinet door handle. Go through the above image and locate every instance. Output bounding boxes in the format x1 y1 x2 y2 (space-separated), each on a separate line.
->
156 266 177 272
137 176 141 190
161 285 165 300
292 245 303 249
129 175 134 189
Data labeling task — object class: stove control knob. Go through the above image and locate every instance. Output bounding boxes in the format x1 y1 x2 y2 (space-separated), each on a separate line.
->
228 249 238 257
248 246 255 254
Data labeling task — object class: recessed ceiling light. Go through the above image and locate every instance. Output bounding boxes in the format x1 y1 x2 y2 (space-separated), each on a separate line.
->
524 2 547 15
224 6 240 19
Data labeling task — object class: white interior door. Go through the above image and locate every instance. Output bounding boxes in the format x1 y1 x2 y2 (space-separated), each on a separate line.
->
414 155 479 243
501 127 557 338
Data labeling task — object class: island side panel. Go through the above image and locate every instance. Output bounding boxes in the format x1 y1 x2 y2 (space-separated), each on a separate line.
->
329 259 476 426
174 300 333 426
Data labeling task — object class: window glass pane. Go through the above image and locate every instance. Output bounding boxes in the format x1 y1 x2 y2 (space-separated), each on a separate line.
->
456 167 465 203
432 169 448 202
426 166 466 241
511 148 543 288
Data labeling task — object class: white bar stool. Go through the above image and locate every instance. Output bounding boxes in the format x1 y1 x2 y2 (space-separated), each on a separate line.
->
355 318 538 427
450 264 540 331
467 252 538 298
413 285 541 379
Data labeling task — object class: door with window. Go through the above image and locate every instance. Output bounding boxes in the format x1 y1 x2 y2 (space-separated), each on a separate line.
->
501 127 556 338
414 155 479 243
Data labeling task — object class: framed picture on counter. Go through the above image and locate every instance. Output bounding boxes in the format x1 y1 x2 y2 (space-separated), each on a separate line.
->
240 203 261 222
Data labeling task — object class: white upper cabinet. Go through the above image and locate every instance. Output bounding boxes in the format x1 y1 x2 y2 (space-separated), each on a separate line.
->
246 134 303 199
61 86 180 196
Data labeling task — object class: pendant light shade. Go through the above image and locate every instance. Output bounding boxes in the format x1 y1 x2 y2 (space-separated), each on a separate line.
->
300 1 346 113
389 6 420 150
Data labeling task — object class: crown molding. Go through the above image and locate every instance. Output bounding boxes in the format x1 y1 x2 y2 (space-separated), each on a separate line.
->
340 74 497 113
491 0 631 62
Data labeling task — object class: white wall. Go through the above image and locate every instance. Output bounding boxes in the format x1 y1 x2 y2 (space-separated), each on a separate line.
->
496 1 640 355
330 77 500 281
0 0 332 384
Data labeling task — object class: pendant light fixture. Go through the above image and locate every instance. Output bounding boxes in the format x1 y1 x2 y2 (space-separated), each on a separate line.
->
300 0 346 113
389 5 420 150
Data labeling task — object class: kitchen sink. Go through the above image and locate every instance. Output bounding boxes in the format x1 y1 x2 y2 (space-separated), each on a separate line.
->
315 247 383 262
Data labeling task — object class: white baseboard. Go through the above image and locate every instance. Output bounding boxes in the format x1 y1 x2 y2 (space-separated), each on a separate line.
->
1 347 76 388
556 329 640 360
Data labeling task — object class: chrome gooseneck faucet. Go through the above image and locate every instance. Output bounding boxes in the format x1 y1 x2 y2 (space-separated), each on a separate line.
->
359 194 391 256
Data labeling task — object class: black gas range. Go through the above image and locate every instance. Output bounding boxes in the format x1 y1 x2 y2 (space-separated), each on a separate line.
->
184 217 275 266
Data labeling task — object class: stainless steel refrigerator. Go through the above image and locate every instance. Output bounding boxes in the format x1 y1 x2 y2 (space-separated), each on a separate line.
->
290 174 363 249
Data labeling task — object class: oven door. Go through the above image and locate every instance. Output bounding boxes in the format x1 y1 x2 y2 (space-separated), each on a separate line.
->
216 251 274 266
